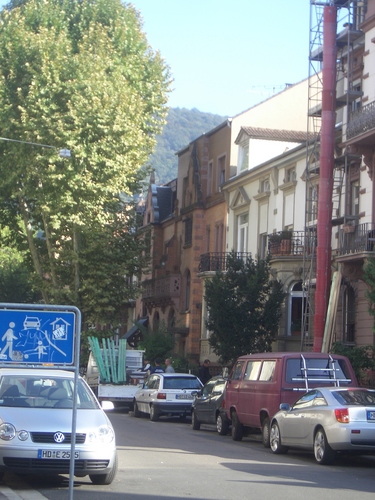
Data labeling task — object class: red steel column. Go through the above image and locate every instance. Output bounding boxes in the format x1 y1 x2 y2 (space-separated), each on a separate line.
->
313 5 337 352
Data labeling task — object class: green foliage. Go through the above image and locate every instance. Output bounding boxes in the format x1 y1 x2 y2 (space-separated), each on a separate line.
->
0 245 41 303
151 108 226 184
330 342 375 386
0 0 169 327
205 251 285 366
138 320 175 364
363 257 375 326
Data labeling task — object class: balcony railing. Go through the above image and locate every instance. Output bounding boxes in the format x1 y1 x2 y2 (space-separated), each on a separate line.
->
142 274 181 300
268 230 317 257
347 101 375 140
338 222 375 255
198 252 251 272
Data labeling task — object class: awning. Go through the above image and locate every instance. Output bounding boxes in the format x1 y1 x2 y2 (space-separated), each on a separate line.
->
121 317 148 341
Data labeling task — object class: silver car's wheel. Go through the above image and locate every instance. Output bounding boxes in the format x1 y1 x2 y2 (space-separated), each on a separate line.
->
133 401 141 418
149 404 159 421
270 422 288 454
314 427 335 465
216 413 229 435
90 453 118 485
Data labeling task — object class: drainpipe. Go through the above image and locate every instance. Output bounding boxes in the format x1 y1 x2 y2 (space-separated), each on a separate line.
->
314 5 337 352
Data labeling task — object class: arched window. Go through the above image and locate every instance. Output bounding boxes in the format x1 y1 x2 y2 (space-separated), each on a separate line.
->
288 281 305 336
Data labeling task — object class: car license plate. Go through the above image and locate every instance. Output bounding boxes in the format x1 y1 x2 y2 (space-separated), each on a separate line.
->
38 449 80 459
367 410 375 421
176 394 192 400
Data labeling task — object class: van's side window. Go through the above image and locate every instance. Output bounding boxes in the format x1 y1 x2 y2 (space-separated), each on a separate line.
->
244 361 261 380
259 360 276 381
231 361 245 380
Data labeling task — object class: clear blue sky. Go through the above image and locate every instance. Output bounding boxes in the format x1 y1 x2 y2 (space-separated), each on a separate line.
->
130 0 311 117
0 0 311 117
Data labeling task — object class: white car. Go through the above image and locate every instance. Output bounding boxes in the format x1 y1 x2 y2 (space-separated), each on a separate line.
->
0 368 117 484
133 373 203 421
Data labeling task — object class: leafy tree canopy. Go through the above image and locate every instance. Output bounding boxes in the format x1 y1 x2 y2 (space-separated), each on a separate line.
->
138 320 175 364
205 252 285 366
0 0 170 325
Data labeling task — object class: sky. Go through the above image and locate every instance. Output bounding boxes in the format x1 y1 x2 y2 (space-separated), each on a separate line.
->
129 0 311 117
0 0 312 118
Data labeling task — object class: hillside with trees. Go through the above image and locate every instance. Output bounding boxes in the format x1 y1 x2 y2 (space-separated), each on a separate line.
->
151 107 226 185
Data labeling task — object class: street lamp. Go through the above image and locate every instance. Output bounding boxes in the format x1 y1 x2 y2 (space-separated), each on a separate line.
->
0 136 71 157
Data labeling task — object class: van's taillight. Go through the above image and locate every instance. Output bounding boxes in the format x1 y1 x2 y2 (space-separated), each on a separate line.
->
157 393 167 400
334 408 349 423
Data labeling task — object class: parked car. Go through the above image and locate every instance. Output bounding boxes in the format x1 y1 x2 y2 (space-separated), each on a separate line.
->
133 373 203 421
0 367 117 484
270 387 375 464
191 375 231 435
225 352 358 447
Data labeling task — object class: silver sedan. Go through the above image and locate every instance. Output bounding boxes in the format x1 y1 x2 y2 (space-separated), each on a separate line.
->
0 368 117 484
270 386 375 464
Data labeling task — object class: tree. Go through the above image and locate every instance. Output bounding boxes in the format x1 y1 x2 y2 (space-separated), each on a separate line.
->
204 252 285 366
0 0 170 326
138 320 175 364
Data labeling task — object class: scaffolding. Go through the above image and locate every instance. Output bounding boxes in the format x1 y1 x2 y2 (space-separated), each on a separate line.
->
302 0 366 351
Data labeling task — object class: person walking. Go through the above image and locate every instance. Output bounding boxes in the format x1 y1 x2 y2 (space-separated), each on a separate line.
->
198 359 212 385
165 358 175 373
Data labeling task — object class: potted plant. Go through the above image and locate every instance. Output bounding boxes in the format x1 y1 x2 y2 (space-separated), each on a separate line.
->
268 233 281 255
280 230 292 254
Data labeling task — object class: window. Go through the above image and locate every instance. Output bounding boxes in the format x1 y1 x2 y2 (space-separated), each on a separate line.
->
307 184 318 223
260 179 270 193
238 141 249 172
207 161 213 196
259 233 268 259
350 180 359 216
217 155 226 190
259 361 276 381
286 167 297 183
244 361 262 381
215 223 224 253
343 284 355 343
237 213 248 253
231 361 245 380
184 217 192 246
288 281 305 336
185 270 191 310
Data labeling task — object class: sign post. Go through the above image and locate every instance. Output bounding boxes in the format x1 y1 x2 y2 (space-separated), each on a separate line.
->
0 303 81 500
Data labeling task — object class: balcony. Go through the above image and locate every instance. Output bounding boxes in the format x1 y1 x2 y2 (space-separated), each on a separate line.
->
268 230 316 257
142 274 180 307
198 252 251 273
338 222 375 256
346 101 375 143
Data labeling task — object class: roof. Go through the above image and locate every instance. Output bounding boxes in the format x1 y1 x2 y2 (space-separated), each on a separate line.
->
235 126 316 144
121 317 148 341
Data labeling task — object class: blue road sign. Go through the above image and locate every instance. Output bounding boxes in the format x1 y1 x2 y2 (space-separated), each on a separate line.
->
0 309 76 365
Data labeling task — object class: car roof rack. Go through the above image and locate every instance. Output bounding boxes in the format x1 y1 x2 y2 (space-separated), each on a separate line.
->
292 354 352 392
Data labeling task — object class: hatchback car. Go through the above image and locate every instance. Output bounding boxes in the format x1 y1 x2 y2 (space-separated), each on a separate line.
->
0 368 117 484
191 376 231 435
270 387 375 464
133 373 203 421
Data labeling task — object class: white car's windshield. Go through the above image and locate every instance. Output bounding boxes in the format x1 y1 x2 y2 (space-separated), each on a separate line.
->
0 375 99 409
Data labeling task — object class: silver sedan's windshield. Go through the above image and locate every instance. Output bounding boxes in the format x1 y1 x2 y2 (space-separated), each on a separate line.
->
0 375 99 409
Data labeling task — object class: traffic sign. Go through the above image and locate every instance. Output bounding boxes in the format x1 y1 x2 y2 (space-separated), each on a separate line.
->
0 308 76 365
